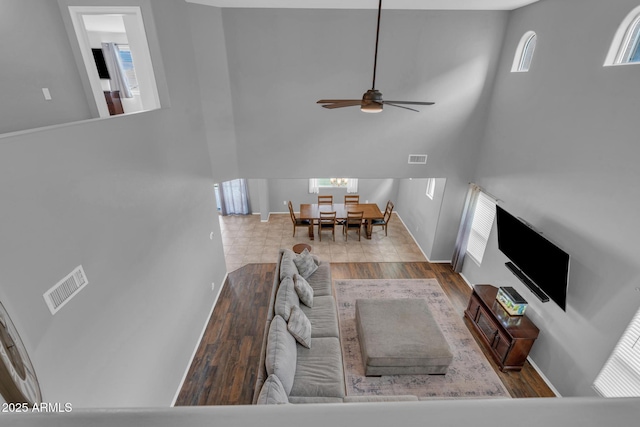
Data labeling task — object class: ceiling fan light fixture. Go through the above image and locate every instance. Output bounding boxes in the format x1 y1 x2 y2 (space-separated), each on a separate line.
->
361 103 383 113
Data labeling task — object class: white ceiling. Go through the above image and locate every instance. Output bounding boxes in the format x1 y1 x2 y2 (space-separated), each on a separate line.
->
185 0 539 11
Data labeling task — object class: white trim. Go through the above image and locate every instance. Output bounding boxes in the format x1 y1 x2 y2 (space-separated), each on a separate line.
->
511 30 537 72
527 357 561 397
604 5 640 66
171 272 228 406
393 212 437 263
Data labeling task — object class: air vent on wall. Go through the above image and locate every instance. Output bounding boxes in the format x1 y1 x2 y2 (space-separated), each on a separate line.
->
408 154 428 164
43 265 89 315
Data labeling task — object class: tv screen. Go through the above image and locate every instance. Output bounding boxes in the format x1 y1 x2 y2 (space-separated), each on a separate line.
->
92 48 110 80
496 205 570 310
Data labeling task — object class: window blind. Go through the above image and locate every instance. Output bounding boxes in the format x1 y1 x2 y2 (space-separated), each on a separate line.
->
594 306 640 397
519 33 537 71
466 192 496 265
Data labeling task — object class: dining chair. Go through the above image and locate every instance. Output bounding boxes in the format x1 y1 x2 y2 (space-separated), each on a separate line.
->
371 201 394 236
288 201 311 237
318 211 337 241
344 211 364 241
318 195 333 205
344 194 360 205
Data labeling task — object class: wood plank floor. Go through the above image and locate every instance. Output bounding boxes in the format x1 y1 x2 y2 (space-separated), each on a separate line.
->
175 261 555 406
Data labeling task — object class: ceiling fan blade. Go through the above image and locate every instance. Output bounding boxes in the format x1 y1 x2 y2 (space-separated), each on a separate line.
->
318 100 362 109
383 102 420 112
317 99 360 104
383 101 435 106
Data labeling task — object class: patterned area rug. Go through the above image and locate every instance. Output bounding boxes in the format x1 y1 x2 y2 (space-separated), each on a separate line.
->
334 279 511 399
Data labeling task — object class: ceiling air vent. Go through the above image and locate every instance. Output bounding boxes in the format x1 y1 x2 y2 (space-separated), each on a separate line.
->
408 154 428 165
43 265 89 315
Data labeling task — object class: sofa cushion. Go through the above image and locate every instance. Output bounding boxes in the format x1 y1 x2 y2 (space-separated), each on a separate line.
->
274 277 300 322
300 296 340 338
289 337 345 399
293 274 314 307
287 305 312 348
257 374 289 404
293 248 318 278
305 262 332 297
265 315 297 395
279 249 299 281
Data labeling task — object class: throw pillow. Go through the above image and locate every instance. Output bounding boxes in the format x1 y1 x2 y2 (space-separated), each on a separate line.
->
287 305 312 349
279 249 298 281
274 277 300 322
257 374 289 404
265 315 297 395
293 274 313 307
292 248 318 279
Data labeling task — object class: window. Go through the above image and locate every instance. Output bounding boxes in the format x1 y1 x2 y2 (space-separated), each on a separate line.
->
511 31 537 72
309 178 358 193
594 306 640 397
318 178 348 188
604 6 640 66
426 178 436 200
466 192 497 265
117 44 140 95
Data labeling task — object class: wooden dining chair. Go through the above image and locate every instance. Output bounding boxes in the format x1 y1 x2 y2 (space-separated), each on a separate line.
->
344 194 360 205
318 211 337 241
288 201 311 237
318 195 333 205
344 211 364 241
371 201 394 236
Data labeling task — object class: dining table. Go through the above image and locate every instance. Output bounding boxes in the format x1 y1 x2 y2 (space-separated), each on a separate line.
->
298 203 384 240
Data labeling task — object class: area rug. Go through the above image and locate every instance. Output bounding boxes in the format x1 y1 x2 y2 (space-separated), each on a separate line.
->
334 279 511 399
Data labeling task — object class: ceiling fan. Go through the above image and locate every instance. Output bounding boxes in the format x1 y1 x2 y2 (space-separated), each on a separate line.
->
317 0 435 113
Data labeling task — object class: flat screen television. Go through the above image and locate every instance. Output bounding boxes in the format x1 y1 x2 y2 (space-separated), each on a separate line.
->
92 48 110 80
496 205 570 310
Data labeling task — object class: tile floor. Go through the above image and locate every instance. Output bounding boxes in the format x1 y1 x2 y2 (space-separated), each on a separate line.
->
220 213 427 272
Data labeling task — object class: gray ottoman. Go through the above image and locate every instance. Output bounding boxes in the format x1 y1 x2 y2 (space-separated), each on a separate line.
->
355 298 453 376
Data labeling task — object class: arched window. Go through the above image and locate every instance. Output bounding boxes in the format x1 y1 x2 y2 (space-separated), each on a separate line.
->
511 31 537 72
604 5 640 66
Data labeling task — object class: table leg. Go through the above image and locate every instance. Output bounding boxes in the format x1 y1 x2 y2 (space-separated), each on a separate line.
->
308 221 314 240
365 220 372 239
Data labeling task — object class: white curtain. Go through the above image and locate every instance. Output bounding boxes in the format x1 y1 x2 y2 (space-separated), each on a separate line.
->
346 179 359 194
219 179 250 216
101 42 133 98
308 179 319 194
451 183 482 272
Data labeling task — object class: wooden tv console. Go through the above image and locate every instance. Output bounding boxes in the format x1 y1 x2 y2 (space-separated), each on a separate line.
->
464 284 539 372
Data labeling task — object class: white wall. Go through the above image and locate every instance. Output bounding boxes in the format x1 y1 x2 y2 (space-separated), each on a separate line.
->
188 4 240 181
396 178 447 261
462 0 640 396
222 8 506 181
0 0 92 134
0 0 226 407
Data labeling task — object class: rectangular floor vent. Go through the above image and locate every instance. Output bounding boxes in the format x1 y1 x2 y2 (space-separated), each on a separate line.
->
408 154 428 164
43 265 89 315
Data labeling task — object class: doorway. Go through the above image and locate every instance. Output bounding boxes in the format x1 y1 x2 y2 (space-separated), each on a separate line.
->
67 6 161 118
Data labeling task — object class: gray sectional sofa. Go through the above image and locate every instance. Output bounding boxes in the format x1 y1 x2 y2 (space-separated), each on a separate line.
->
253 248 346 404
253 248 419 404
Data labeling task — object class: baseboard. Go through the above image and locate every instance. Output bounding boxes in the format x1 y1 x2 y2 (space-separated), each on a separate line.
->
171 272 229 406
526 356 562 397
459 273 474 289
393 212 432 262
